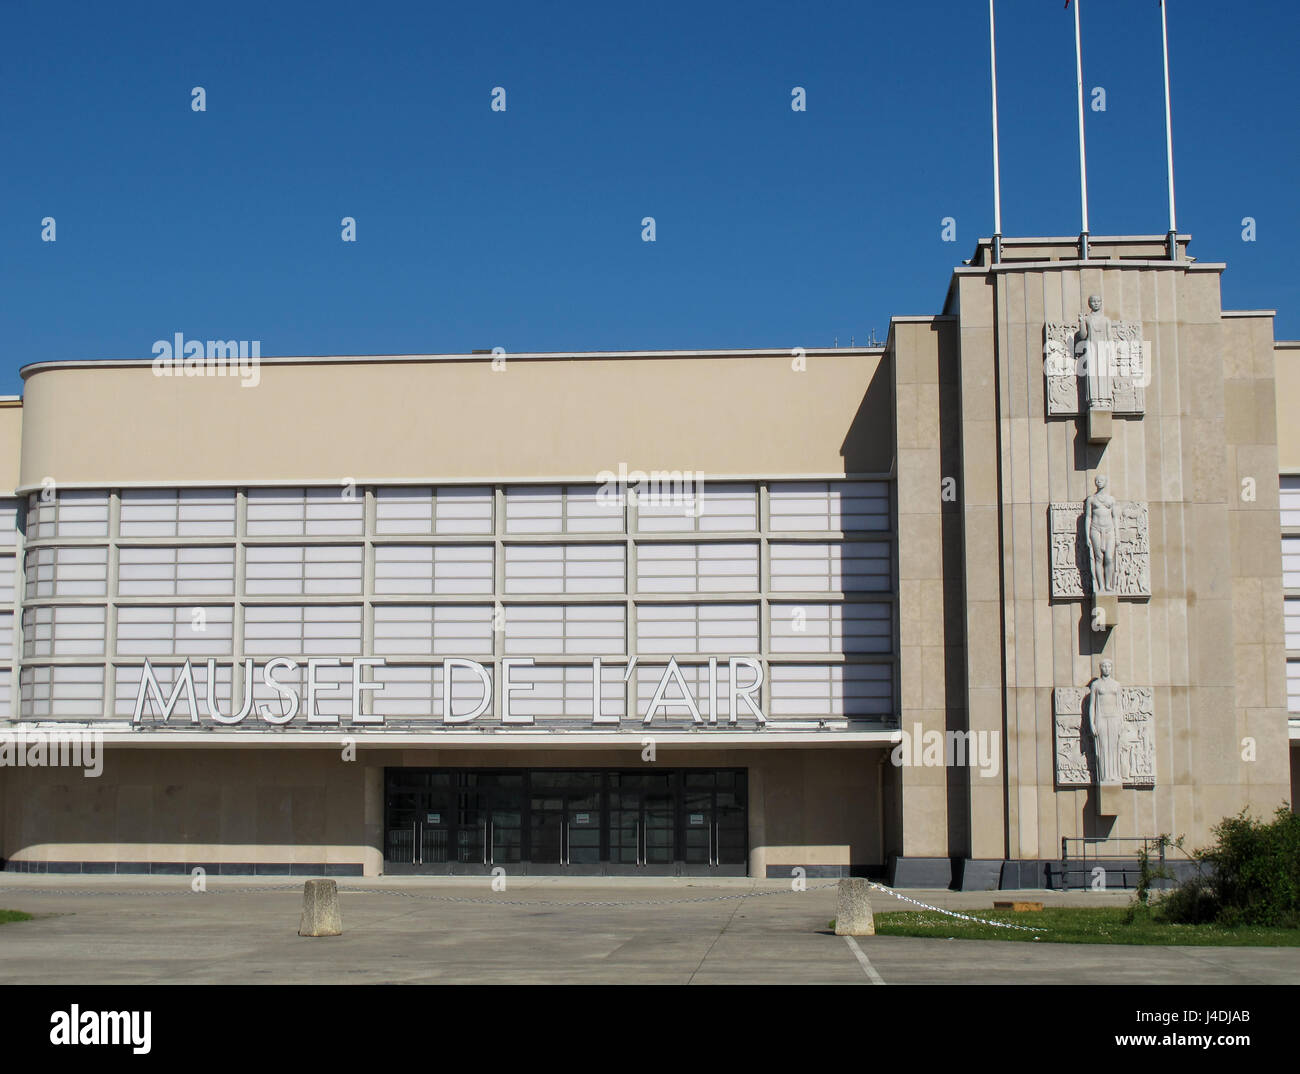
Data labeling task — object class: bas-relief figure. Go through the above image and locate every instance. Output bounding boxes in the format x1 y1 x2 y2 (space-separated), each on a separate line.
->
1042 295 1147 417
1076 294 1114 411
1053 668 1155 787
1085 475 1117 594
1049 478 1150 600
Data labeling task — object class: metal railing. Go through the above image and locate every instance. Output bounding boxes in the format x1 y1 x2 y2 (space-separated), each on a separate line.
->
1056 835 1198 891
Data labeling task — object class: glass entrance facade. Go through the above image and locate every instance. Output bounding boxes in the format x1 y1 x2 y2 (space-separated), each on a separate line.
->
384 768 748 875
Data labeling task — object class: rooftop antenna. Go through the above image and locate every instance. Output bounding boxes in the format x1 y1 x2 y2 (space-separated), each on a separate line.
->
1160 0 1179 260
988 0 1003 264
1068 0 1090 260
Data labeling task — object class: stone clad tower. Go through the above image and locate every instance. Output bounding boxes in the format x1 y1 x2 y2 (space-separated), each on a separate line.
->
888 235 1291 888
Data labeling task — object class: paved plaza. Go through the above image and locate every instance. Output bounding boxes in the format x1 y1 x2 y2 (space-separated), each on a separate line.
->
0 876 1296 985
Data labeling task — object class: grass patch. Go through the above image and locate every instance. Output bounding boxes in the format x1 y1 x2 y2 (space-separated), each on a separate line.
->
0 909 33 925
872 906 1300 946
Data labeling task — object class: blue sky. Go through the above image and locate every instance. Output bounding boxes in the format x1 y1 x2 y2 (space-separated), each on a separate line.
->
1 0 1296 394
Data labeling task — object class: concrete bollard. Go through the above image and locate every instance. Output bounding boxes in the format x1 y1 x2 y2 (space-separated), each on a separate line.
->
298 878 343 937
834 877 875 936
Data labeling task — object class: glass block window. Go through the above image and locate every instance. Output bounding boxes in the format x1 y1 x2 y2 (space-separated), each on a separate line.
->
246 487 364 537
768 480 889 532
118 545 235 597
245 544 364 596
635 603 759 655
504 544 625 595
119 488 236 538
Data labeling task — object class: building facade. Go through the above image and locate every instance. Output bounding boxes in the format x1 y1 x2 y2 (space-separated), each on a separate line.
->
0 235 1296 887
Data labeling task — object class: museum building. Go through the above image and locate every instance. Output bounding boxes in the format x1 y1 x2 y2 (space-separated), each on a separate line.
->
0 234 1296 887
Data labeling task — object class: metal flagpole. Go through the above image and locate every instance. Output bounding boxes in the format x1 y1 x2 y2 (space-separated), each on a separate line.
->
989 0 1003 264
1071 0 1090 259
1160 0 1178 259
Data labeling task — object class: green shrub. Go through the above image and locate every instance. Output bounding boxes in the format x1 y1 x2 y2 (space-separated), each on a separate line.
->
1155 806 1300 928
1153 873 1219 925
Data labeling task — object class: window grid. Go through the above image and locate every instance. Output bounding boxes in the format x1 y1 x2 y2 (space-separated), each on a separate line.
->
15 481 897 727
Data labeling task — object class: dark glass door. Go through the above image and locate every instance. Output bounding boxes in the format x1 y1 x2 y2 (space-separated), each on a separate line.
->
684 770 748 867
385 767 746 872
528 771 601 867
609 772 675 867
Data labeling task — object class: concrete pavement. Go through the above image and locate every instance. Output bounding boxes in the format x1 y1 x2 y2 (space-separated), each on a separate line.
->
0 875 1293 985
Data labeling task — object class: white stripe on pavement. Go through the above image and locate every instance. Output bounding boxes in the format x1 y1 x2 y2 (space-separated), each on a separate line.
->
843 935 885 985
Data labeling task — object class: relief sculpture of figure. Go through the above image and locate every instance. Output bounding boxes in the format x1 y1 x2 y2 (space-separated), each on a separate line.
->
1084 474 1117 593
1088 660 1124 785
1075 294 1114 410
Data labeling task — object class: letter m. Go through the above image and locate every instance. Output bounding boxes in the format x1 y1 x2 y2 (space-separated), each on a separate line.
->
133 660 200 723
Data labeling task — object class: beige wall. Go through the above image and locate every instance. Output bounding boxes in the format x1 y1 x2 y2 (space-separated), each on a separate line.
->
890 317 970 860
918 251 1292 864
1275 342 1300 471
1 747 888 877
0 402 22 495
19 352 892 487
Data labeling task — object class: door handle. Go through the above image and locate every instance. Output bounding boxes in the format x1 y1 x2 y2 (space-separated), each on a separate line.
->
413 820 420 866
636 817 642 867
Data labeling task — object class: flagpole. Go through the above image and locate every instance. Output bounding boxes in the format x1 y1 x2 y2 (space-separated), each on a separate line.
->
1160 0 1178 259
989 0 1003 264
1072 0 1090 259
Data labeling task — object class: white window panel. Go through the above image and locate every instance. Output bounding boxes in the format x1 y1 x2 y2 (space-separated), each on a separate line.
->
505 543 625 595
0 498 18 546
1287 597 1300 652
697 483 758 532
770 540 890 593
242 605 362 657
770 601 892 654
1282 476 1300 528
503 604 626 656
1284 535 1300 589
118 545 235 597
373 604 494 657
114 661 233 719
23 605 106 658
244 544 363 596
0 668 9 718
769 480 889 532
512 663 624 722
375 487 434 535
24 546 109 599
636 603 759 655
26 493 53 542
636 542 758 594
47 490 110 538
21 665 104 719
636 482 757 534
375 487 495 535
119 488 236 538
246 488 364 537
373 544 494 595
249 660 356 721
564 486 625 534
0 611 12 662
635 662 740 721
769 663 893 717
435 487 494 535
0 554 15 603
505 486 563 534
373 663 494 720
116 605 233 657
1289 659 1300 714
